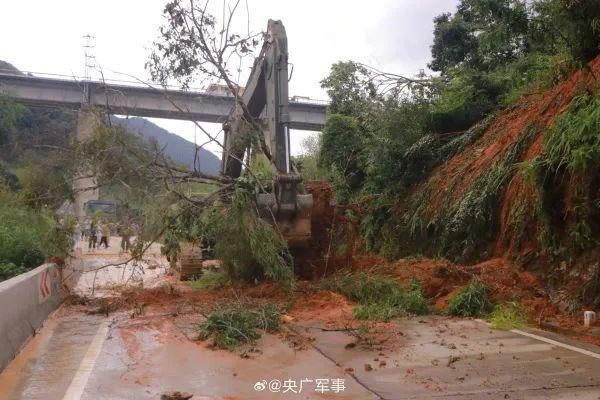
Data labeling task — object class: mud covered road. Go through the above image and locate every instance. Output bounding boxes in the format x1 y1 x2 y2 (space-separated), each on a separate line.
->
1 249 600 399
2 310 600 399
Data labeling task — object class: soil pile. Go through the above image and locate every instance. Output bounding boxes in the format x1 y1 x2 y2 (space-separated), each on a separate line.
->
294 181 359 279
290 289 354 325
299 58 600 338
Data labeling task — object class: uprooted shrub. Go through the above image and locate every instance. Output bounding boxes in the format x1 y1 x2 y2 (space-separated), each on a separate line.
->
198 300 282 349
205 190 294 285
446 279 493 317
165 187 294 287
326 273 428 320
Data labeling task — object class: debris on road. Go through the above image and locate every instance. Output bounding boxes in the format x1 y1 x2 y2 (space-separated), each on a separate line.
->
161 391 193 400
447 355 461 368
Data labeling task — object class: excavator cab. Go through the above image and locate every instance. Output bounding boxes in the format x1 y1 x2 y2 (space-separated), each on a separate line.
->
221 19 313 248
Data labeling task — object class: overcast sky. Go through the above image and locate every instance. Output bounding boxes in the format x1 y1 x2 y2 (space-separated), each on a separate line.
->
0 0 458 156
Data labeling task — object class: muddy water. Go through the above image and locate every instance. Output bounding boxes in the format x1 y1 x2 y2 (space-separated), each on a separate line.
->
70 238 169 298
3 306 600 399
82 314 371 399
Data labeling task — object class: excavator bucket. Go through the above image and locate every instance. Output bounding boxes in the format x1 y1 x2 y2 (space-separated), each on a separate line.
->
256 177 313 248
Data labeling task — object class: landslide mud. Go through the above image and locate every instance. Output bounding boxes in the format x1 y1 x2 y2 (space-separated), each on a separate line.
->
293 181 359 279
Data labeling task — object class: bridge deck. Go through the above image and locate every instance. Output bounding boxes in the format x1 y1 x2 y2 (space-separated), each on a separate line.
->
0 73 326 131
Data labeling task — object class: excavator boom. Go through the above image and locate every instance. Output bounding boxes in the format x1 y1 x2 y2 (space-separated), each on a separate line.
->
221 19 313 247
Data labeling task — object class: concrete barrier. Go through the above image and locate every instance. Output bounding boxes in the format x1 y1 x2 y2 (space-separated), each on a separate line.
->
0 263 62 372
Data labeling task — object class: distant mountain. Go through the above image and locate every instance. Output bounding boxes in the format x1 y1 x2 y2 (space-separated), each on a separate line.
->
0 59 221 174
111 116 221 174
0 60 22 75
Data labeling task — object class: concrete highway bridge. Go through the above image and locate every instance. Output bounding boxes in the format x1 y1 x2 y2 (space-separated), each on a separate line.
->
0 72 327 216
0 72 326 131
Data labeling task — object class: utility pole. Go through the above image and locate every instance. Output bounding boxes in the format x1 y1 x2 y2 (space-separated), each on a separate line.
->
82 34 96 107
74 34 99 221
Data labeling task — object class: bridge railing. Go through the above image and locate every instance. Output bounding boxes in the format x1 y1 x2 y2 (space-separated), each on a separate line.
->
0 68 329 105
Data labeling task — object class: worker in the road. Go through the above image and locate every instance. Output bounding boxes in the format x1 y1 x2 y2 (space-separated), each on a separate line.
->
80 219 88 240
120 222 132 254
99 222 110 249
82 218 92 241
88 220 98 251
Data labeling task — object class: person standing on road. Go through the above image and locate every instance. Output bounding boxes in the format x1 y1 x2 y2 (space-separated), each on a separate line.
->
120 222 132 254
82 218 90 241
79 219 87 240
99 222 110 249
88 220 98 251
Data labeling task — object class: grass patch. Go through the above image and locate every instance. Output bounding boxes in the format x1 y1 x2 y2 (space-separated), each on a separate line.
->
446 279 493 317
326 273 428 320
198 300 281 350
490 302 526 330
353 303 405 321
187 270 231 290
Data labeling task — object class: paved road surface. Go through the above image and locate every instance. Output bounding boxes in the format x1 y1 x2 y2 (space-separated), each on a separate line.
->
1 309 599 399
1 251 600 399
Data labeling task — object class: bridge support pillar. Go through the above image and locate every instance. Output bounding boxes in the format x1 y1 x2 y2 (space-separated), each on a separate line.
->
73 110 99 220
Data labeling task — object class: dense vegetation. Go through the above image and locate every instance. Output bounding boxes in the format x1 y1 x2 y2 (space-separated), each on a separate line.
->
1 0 598 291
0 92 172 281
313 0 600 264
0 95 77 280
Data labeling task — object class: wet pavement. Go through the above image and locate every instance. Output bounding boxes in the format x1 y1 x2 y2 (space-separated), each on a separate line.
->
0 311 106 400
0 309 372 400
69 237 168 298
2 309 600 399
299 317 600 399
1 249 600 399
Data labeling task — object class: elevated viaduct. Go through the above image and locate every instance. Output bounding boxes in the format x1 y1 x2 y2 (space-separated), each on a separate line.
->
0 72 327 217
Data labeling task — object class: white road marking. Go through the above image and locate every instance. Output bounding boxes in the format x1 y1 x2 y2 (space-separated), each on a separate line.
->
475 318 600 360
61 319 110 400
510 329 600 360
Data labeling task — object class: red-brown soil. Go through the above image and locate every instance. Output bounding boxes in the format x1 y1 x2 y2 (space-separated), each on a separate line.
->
74 58 600 352
294 181 361 279
412 56 600 260
290 289 354 325
75 251 600 348
328 56 600 342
